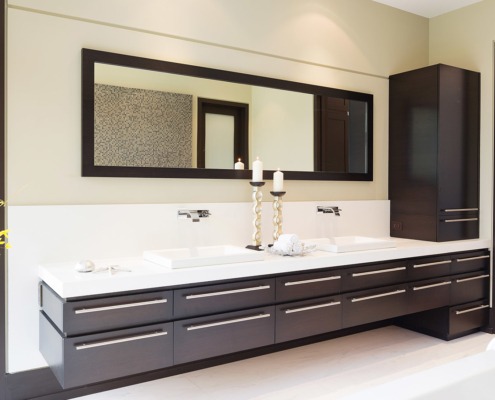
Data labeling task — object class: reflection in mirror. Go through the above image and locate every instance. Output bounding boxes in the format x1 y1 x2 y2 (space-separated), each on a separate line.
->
82 49 373 181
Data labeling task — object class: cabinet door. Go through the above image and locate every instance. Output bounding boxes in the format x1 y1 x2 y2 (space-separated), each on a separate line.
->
342 284 408 328
174 306 274 364
407 255 452 281
174 278 275 318
40 313 173 389
451 251 490 275
342 261 407 292
275 296 342 343
276 270 341 302
451 272 490 305
41 283 173 336
407 278 451 314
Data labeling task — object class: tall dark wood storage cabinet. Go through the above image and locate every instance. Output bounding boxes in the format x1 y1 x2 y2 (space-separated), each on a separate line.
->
389 64 480 242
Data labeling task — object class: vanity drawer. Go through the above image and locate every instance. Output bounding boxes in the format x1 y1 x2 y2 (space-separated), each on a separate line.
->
450 272 490 305
407 254 452 281
451 251 490 275
40 282 173 336
449 300 490 338
40 313 173 389
407 277 451 314
275 295 342 343
342 261 408 292
342 284 408 328
276 270 342 302
174 306 275 364
174 278 275 318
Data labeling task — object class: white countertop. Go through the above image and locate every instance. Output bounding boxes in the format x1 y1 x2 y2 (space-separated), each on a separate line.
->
39 238 491 299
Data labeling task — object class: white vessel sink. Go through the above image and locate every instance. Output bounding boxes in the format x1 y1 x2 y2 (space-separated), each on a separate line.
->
143 245 264 268
307 236 396 253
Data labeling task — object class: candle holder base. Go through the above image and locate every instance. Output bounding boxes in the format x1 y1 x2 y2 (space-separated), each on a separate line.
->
270 191 286 242
246 244 264 251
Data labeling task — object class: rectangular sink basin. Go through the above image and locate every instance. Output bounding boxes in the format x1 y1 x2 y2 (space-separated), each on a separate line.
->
143 245 264 268
306 236 396 253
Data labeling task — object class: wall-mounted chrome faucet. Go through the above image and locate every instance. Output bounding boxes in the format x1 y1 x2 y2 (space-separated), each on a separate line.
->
317 206 342 216
177 209 211 222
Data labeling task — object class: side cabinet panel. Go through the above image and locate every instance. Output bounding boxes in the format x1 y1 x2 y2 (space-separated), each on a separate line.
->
174 306 274 364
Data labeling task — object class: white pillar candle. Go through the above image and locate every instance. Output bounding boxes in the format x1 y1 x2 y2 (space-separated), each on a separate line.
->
273 168 284 192
234 158 244 170
252 157 263 182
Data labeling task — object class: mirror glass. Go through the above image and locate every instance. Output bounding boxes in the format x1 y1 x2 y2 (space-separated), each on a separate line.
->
82 49 373 181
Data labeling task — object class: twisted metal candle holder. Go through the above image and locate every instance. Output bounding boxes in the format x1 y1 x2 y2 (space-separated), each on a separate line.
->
247 181 265 250
270 191 286 241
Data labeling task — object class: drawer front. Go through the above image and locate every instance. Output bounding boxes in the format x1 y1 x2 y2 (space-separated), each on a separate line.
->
451 251 490 275
40 313 173 389
449 300 489 337
174 278 275 318
40 282 173 336
438 215 479 242
174 306 274 364
276 270 342 302
451 272 490 305
342 261 407 292
407 278 451 314
407 255 452 281
342 284 407 328
275 296 342 343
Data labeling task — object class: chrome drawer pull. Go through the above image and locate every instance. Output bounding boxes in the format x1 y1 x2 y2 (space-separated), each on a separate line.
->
352 266 406 277
413 281 451 291
455 304 489 315
443 218 478 223
456 274 490 283
412 260 451 269
186 313 270 331
74 298 168 314
351 289 406 303
185 285 270 299
443 208 479 212
75 330 167 350
285 301 341 314
284 276 341 286
456 255 490 263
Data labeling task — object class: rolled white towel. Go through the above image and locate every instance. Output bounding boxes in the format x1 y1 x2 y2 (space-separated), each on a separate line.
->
273 234 302 254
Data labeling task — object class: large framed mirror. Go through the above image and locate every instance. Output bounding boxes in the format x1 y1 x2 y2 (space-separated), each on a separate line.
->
82 49 373 181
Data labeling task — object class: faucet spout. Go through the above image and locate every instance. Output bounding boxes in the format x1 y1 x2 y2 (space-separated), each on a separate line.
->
177 209 211 222
317 206 342 216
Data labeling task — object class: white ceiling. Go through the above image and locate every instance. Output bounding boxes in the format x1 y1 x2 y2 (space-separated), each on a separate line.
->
373 0 483 18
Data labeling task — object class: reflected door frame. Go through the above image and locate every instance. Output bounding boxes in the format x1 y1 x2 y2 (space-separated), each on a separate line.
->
197 98 249 168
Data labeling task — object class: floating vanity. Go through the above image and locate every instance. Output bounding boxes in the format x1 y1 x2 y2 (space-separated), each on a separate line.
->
39 238 491 389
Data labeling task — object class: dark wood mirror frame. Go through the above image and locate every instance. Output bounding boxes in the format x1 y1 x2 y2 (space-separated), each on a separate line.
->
82 48 373 181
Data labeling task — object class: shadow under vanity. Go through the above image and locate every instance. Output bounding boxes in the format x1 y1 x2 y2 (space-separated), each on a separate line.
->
39 246 490 389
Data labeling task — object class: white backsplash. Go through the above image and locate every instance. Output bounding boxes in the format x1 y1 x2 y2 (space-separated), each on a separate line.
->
6 200 389 373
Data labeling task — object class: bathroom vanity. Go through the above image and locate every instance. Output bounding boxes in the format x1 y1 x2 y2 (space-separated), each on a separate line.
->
38 239 491 389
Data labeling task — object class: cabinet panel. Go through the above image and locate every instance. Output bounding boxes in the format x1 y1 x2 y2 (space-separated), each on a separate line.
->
275 296 342 343
450 300 490 337
276 270 341 302
407 255 451 281
174 306 274 364
41 282 173 336
342 284 408 328
407 278 451 314
451 251 490 275
451 272 490 305
342 261 407 292
174 278 275 318
40 313 173 389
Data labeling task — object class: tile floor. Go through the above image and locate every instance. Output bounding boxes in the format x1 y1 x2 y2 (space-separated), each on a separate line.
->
76 326 493 400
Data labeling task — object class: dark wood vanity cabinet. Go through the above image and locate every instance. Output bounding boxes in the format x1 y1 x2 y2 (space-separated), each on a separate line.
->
389 64 480 242
39 249 490 389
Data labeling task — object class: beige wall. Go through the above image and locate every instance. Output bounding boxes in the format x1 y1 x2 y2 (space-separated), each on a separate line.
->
429 0 494 239
6 0 428 205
